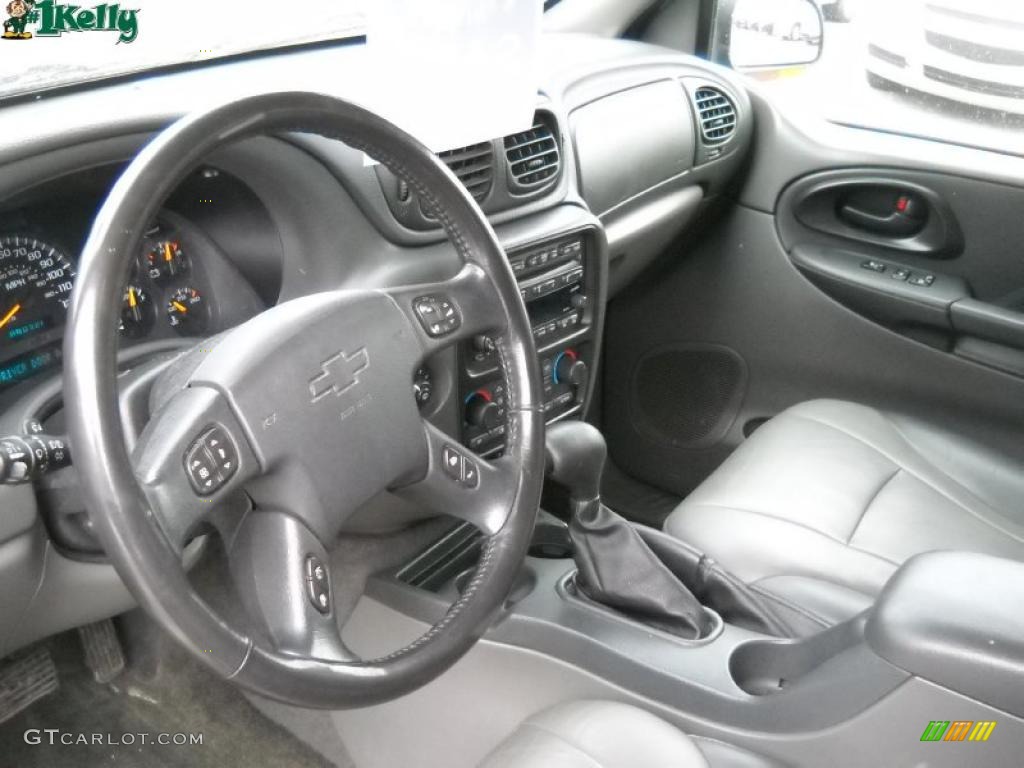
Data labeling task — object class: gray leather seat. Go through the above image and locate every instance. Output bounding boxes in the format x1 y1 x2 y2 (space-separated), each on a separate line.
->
479 700 777 768
664 399 1024 634
480 700 708 768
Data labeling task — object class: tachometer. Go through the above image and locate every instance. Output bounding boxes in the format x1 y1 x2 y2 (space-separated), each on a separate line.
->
0 235 76 349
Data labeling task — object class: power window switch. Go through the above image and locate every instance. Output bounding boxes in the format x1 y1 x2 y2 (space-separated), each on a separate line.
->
861 260 887 273
890 268 910 281
908 273 935 287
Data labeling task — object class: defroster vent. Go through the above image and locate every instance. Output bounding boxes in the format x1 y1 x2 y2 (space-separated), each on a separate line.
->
504 114 561 192
693 86 737 144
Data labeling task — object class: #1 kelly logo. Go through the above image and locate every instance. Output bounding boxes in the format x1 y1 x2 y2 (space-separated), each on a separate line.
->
3 1 139 43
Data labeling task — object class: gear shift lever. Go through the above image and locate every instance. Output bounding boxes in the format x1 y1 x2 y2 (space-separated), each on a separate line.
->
543 421 793 638
544 421 606 518
544 421 716 639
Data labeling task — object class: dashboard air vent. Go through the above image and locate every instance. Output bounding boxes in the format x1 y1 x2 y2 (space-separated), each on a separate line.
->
693 86 737 144
504 114 560 191
407 141 495 210
437 141 495 202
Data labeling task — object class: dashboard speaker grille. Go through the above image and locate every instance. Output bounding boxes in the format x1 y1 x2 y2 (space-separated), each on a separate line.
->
693 86 737 144
504 114 561 191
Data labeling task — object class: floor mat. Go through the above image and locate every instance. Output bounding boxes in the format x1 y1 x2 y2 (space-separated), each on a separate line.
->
0 629 344 768
601 460 682 529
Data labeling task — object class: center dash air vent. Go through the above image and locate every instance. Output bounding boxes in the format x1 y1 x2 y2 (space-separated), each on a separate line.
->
504 114 561 192
438 141 494 201
409 141 494 220
693 86 737 144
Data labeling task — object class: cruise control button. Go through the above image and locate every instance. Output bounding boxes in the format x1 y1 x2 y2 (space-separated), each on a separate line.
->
461 457 479 489
442 445 462 480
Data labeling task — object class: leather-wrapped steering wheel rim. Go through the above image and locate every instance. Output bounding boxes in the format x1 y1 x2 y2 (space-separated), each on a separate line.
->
64 91 545 708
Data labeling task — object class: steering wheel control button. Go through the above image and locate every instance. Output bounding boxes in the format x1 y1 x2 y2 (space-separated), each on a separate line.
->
183 425 239 496
461 457 480 489
413 295 461 337
441 444 479 488
305 555 330 614
185 443 219 495
203 426 238 481
442 445 463 480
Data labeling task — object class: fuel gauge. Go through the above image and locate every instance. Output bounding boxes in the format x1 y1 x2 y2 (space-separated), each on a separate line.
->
166 286 206 334
119 285 153 339
145 240 188 281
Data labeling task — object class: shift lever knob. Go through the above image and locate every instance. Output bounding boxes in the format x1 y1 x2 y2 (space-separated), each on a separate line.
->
545 421 606 510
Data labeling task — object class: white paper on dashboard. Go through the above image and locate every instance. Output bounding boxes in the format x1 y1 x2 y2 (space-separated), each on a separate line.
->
358 0 542 155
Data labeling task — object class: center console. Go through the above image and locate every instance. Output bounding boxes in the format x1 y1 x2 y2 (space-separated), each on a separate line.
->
459 226 599 455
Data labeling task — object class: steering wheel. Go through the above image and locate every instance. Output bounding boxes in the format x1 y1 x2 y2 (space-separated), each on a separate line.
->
63 92 544 708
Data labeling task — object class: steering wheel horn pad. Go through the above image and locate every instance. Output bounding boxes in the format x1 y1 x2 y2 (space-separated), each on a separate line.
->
64 92 545 708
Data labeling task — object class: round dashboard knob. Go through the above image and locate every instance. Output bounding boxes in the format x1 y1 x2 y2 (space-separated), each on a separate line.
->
554 351 587 387
472 334 496 354
466 391 502 430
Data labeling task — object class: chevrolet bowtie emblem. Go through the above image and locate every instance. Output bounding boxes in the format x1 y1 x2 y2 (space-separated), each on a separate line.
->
309 347 370 403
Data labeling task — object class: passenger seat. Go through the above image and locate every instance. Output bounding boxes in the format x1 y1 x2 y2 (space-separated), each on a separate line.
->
663 399 1024 634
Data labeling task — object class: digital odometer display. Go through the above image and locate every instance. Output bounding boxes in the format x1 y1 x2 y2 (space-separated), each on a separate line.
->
0 235 76 391
0 341 63 394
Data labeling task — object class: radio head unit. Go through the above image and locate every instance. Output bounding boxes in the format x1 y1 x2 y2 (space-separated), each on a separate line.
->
459 228 598 456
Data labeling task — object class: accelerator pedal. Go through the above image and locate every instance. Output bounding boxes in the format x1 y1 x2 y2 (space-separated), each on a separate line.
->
78 619 125 684
0 646 58 724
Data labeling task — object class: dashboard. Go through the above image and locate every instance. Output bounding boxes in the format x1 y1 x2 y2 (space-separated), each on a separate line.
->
0 32 752 659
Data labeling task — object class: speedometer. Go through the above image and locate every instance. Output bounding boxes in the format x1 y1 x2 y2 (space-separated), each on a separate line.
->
0 235 76 349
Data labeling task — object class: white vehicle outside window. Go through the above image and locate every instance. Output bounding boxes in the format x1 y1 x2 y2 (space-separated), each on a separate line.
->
725 0 1024 157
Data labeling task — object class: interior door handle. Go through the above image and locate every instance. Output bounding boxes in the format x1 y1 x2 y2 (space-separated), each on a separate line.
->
839 197 926 237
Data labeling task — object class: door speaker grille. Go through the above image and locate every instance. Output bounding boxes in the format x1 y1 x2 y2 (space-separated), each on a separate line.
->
630 345 746 447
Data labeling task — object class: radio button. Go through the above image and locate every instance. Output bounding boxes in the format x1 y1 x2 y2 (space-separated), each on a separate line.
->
560 240 583 257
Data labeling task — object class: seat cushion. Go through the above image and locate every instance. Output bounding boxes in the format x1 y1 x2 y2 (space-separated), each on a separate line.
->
478 700 709 768
664 399 1024 633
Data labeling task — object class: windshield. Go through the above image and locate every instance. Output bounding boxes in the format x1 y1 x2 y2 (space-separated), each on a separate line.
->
0 1 365 99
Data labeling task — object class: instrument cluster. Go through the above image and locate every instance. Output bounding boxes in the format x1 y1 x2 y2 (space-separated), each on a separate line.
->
0 220 225 397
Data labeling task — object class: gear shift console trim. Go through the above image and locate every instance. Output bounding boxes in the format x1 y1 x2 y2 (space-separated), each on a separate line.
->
559 570 725 646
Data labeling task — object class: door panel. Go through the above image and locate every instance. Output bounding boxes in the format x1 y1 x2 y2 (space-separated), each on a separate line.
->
601 102 1024 498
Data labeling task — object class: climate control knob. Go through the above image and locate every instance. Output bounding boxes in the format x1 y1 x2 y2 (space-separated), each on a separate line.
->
554 350 588 388
465 390 502 431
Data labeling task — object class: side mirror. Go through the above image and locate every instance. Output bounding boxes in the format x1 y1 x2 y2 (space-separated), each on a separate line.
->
727 0 824 70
